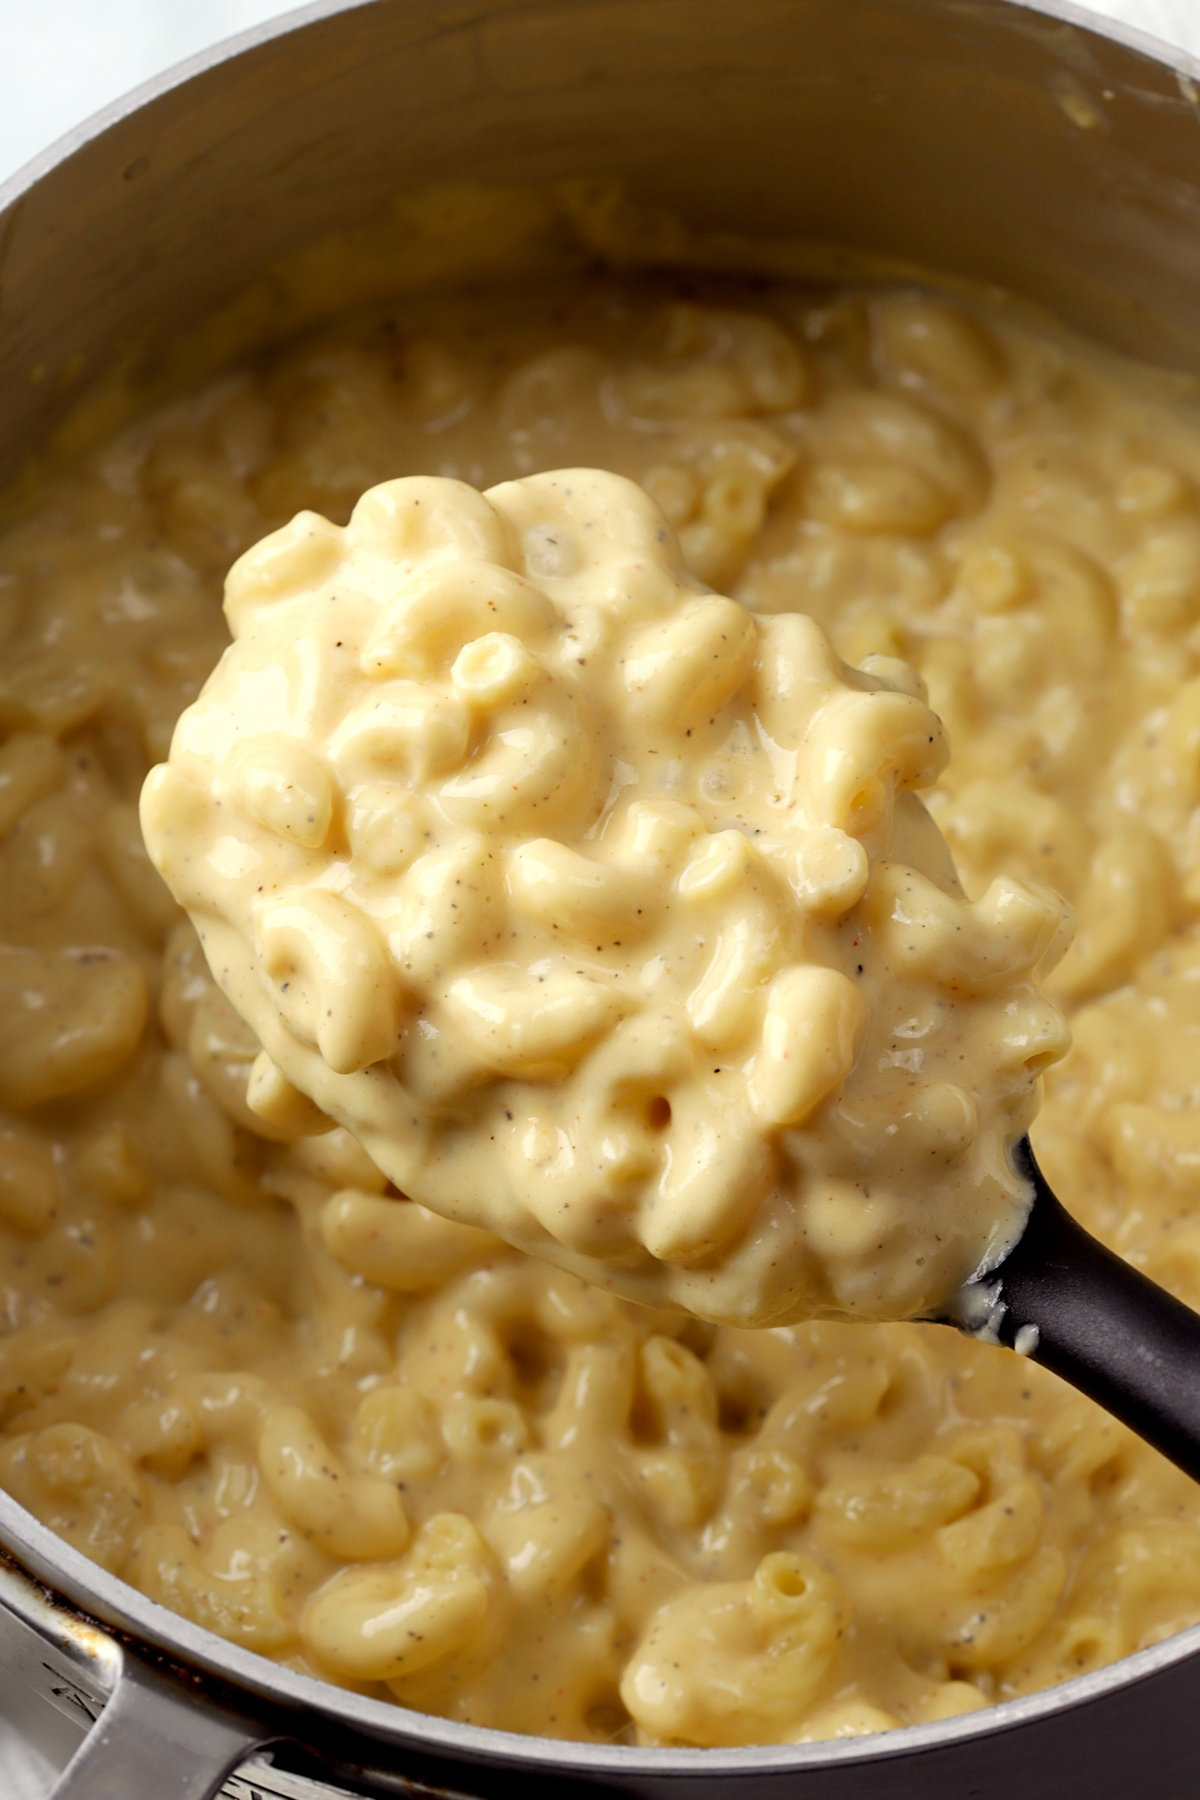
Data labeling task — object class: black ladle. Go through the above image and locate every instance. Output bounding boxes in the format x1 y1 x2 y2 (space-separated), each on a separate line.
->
948 1138 1200 1482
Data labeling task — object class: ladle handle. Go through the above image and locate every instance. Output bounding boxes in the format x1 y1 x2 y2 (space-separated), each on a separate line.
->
983 1140 1200 1482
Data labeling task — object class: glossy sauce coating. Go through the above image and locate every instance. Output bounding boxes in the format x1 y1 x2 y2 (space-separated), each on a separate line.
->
142 465 1067 1327
0 275 1198 1743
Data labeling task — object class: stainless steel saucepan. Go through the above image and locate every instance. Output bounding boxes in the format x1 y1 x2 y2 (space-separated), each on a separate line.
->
3 2 1200 1794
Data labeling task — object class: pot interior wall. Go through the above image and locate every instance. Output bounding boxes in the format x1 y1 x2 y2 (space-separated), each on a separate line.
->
2 0 1200 486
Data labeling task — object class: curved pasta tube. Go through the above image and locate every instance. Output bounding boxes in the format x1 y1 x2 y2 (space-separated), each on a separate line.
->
129 1520 307 1653
0 1424 145 1574
301 1513 495 1684
363 562 557 678
225 510 344 628
258 1404 410 1561
622 595 756 733
863 864 1073 994
0 1127 59 1237
437 675 605 832
507 837 651 940
614 302 810 422
815 1454 981 1550
1053 819 1176 1003
873 294 1004 404
252 889 398 1074
221 733 335 849
488 467 692 587
798 687 948 835
347 475 519 569
749 965 867 1127
328 681 471 784
620 1552 847 1745
804 389 989 536
0 946 148 1109
441 961 632 1080
320 1189 502 1291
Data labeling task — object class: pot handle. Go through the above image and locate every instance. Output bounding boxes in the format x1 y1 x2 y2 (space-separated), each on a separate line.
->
0 1549 271 1800
48 1651 269 1800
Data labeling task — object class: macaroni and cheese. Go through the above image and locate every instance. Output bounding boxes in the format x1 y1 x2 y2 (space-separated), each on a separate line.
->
140 467 1069 1327
0 272 1198 1744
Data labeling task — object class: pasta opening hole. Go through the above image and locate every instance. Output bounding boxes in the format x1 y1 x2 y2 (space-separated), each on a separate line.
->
503 1324 563 1409
875 1368 914 1423
875 1383 900 1423
1066 1630 1110 1672
448 1396 528 1460
718 1392 751 1434
579 1544 610 1606
711 1354 769 1437
709 474 760 536
629 1382 662 1447
1087 1449 1128 1497
644 1095 672 1132
676 1315 717 1358
584 1688 632 1743
847 781 882 829
762 1558 809 1600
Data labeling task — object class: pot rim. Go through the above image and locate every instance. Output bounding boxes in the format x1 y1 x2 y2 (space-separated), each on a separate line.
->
3 0 1200 1780
5 1477 1200 1776
2 0 1198 216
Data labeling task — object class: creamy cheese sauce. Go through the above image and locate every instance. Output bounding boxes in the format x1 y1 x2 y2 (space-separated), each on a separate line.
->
140 465 1068 1327
1 273 1200 1743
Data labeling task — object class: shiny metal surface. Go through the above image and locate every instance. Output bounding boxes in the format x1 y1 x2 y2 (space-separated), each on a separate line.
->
2 0 1200 1793
3 0 1200 487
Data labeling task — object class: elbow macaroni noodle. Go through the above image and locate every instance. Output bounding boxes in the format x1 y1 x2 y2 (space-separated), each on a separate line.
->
141 465 1068 1327
0 267 1199 1744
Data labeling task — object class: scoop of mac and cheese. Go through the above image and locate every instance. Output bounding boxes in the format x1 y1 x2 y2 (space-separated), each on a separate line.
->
141 468 1069 1325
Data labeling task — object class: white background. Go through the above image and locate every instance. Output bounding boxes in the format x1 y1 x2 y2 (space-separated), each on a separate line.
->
1 0 1199 1794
